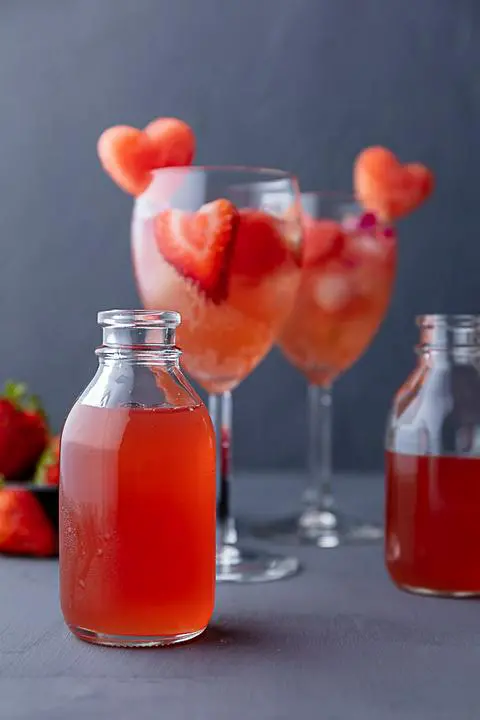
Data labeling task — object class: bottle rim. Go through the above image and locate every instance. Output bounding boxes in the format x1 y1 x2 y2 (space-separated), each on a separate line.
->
416 314 480 352
417 314 480 326
97 309 181 329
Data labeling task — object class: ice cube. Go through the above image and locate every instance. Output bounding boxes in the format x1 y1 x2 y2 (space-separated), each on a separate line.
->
342 214 359 232
351 234 386 259
314 273 353 312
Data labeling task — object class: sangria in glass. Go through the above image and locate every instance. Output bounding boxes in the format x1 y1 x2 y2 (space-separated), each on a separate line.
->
260 192 397 547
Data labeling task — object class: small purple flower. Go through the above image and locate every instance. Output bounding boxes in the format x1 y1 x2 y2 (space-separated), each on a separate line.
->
358 212 377 230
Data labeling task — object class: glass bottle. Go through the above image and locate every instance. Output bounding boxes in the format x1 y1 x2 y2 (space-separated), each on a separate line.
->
385 314 480 597
59 310 216 646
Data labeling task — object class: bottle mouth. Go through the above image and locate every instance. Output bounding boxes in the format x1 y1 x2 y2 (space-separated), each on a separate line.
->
98 309 181 329
417 314 480 351
417 314 480 326
97 310 181 351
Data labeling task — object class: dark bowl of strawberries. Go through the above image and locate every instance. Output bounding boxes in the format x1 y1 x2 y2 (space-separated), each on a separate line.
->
0 382 59 558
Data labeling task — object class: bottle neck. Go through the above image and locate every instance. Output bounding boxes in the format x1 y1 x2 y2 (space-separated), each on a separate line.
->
101 325 177 348
96 310 182 367
97 346 181 368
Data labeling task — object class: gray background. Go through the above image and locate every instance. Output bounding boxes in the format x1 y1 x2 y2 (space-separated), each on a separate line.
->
0 0 478 470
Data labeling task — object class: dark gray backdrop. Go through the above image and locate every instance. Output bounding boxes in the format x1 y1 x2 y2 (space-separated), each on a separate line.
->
0 0 478 470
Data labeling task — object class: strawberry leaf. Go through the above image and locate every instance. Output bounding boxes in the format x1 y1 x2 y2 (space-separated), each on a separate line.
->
2 381 48 426
23 393 47 422
3 381 27 407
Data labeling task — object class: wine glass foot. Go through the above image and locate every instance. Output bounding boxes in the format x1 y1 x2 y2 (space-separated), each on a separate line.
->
216 543 301 583
250 508 383 548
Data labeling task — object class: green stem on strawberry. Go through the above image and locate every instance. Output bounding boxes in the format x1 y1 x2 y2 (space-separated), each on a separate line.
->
2 381 48 425
3 381 28 407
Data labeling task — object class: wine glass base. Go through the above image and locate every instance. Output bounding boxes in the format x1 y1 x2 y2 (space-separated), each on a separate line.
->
250 508 383 548
216 543 301 583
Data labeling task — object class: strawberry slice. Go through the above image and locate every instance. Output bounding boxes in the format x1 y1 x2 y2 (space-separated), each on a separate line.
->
301 218 346 268
354 146 434 221
97 118 196 196
97 126 154 196
230 209 289 281
144 117 195 168
154 199 238 303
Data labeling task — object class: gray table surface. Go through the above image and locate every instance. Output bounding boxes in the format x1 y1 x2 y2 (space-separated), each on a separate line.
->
1 472 479 720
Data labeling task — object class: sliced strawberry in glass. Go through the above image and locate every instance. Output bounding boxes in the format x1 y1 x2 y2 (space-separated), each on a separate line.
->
230 209 289 281
302 218 346 268
153 198 238 304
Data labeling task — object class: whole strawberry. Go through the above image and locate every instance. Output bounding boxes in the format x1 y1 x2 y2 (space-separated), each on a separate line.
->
0 485 56 556
0 381 49 480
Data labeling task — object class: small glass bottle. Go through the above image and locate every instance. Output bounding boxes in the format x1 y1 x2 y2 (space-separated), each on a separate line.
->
385 314 480 597
59 310 216 646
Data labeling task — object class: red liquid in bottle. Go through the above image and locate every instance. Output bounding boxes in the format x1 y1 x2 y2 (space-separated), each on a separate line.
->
386 450 480 595
60 402 216 641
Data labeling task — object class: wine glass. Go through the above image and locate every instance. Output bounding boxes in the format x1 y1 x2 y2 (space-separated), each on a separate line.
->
256 192 397 547
131 166 303 580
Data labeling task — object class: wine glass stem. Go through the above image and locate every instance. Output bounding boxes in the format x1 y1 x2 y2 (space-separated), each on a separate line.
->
209 390 237 546
305 383 335 510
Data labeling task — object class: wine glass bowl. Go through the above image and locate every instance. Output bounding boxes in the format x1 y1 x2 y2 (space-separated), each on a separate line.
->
258 191 397 548
132 167 301 393
279 193 396 387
